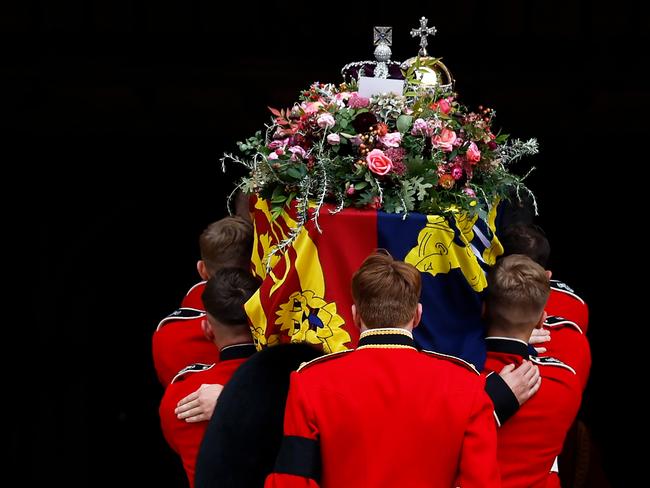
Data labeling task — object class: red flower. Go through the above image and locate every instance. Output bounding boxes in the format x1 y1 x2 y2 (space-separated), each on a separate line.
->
439 174 455 189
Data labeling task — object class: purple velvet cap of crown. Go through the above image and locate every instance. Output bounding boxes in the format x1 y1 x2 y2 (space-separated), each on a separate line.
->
341 61 404 83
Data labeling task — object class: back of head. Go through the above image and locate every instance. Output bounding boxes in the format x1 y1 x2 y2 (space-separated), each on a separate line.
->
499 223 550 268
351 250 421 328
485 254 550 334
199 216 254 275
202 267 260 327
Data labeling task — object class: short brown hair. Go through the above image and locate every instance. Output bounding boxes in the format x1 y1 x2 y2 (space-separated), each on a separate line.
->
485 254 550 331
351 250 421 328
500 224 551 268
202 267 261 327
199 216 253 275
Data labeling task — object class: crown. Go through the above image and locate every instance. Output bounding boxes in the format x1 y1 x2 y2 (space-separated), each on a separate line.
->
341 17 454 90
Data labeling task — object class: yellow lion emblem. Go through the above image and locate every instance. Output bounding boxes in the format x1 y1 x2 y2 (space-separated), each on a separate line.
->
405 215 487 292
275 290 350 353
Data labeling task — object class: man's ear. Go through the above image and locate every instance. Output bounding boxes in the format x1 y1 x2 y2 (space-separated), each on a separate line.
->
197 260 210 280
546 270 553 280
201 319 216 341
412 303 423 329
535 310 547 329
351 304 362 328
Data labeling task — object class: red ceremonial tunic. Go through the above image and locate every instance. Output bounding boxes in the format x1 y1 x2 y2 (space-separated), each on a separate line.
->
159 343 256 488
546 280 588 333
483 337 582 488
181 281 206 310
265 328 500 488
542 316 591 391
152 308 219 387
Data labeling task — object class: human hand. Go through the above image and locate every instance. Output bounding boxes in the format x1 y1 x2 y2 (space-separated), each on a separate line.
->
499 361 541 406
529 328 551 354
175 383 224 423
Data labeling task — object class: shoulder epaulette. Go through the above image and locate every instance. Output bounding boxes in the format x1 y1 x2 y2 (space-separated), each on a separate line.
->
156 307 205 331
550 280 585 304
421 350 479 375
297 349 353 372
171 362 214 383
529 355 576 374
544 315 583 334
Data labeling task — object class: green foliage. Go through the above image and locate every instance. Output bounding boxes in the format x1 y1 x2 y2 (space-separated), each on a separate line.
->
222 80 538 229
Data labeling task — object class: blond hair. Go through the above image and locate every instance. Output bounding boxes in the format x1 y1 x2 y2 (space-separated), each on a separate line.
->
351 250 421 328
485 254 550 332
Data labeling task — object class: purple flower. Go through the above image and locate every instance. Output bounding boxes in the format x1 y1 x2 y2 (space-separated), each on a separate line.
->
411 118 430 136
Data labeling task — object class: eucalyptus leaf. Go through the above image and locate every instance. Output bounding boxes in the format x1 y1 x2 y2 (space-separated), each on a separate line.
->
397 115 413 134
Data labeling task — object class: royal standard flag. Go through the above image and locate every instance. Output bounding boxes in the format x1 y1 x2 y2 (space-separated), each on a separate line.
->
245 195 503 369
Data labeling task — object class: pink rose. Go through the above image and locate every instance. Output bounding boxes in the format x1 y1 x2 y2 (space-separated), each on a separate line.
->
431 128 457 152
268 138 288 150
431 98 452 114
289 146 306 161
466 142 481 163
348 92 370 109
379 132 401 148
366 149 393 175
302 101 323 114
346 185 355 195
463 187 476 197
275 148 284 156
268 152 279 161
451 165 464 180
327 133 340 145
317 113 335 129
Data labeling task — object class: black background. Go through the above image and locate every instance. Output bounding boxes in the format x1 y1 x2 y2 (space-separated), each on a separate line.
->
5 1 648 486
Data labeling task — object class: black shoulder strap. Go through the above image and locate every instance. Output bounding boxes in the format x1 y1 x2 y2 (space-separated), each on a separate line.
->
156 307 205 331
529 355 576 374
171 363 214 383
550 280 585 304
544 315 583 334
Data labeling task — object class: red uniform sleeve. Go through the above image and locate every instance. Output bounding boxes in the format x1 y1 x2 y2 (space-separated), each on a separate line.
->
457 387 501 488
545 327 591 391
265 372 320 488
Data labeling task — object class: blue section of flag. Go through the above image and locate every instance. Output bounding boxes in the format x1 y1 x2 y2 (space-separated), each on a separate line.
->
377 211 487 369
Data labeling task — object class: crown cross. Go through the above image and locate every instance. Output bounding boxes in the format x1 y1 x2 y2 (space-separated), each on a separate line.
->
410 17 437 56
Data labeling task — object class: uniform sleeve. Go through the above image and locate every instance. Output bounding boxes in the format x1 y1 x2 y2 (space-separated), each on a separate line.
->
484 372 520 426
457 386 501 487
264 372 321 488
545 328 591 391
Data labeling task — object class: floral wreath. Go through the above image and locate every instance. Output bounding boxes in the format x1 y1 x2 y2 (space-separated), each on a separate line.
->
222 57 538 261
